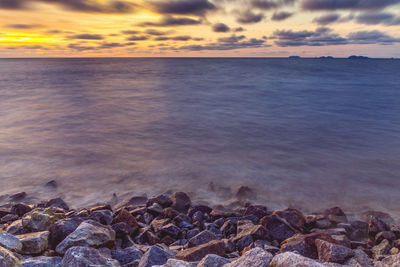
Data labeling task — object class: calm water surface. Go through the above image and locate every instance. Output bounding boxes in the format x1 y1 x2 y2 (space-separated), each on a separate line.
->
0 58 399 217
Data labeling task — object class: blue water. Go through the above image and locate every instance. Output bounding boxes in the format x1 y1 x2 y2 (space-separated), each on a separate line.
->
0 58 399 216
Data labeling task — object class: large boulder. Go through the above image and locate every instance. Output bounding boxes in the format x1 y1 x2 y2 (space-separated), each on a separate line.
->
315 239 354 264
60 246 120 267
55 220 115 254
0 233 22 252
198 254 230 267
225 247 273 267
138 245 171 267
175 240 225 261
170 192 191 212
22 209 57 232
111 246 143 265
17 231 49 255
0 246 21 267
49 217 82 249
21 256 62 267
269 252 330 267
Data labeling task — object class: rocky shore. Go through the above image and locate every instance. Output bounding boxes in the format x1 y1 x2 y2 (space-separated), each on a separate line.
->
0 187 399 267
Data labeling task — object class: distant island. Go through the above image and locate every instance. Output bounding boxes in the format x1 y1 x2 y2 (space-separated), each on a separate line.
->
348 55 370 59
288 56 301 59
319 56 334 59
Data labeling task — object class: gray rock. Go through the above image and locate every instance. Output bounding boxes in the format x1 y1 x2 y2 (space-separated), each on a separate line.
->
344 249 373 267
90 210 113 225
0 246 21 267
153 259 193 267
374 253 400 267
170 192 191 212
22 209 54 232
225 248 273 267
160 223 180 238
138 246 171 267
56 220 115 254
316 239 354 264
188 231 217 248
197 254 230 267
269 252 331 267
17 231 49 255
7 220 26 235
45 198 69 211
0 233 22 252
61 246 120 267
21 256 62 267
49 217 82 249
372 239 391 260
176 240 225 262
112 246 143 265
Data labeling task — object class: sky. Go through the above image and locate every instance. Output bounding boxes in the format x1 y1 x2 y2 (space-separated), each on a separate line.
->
0 0 400 57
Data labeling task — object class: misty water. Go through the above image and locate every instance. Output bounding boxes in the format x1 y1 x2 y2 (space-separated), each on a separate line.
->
0 58 399 218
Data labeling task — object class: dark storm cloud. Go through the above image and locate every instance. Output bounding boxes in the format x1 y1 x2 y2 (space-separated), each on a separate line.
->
139 16 201 27
235 10 265 24
154 35 193 41
271 11 293 21
178 35 267 51
348 30 400 44
312 13 341 25
251 0 297 10
0 0 136 13
4 24 41 29
356 12 400 25
70 34 104 40
301 0 400 11
212 23 230 32
148 0 216 16
126 36 148 41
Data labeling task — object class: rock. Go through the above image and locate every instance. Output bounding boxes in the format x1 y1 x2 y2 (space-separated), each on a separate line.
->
225 247 273 267
316 219 332 229
6 220 26 235
147 203 163 215
45 180 57 188
235 220 268 241
269 251 329 267
115 196 148 210
0 246 21 267
45 198 69 211
244 205 268 220
280 232 339 259
1 214 19 224
236 235 253 252
138 245 171 267
147 195 172 208
112 208 139 234
175 240 225 261
0 233 22 252
372 239 391 259
22 209 55 232
344 249 373 267
375 231 396 244
235 186 255 201
377 253 400 267
188 230 217 248
152 219 171 233
90 209 113 225
17 231 49 255
9 192 27 202
11 203 33 217
89 204 112 213
49 217 82 249
198 254 230 267
260 214 296 242
368 217 389 236
272 208 305 230
170 192 191 212
188 205 213 218
21 256 62 267
111 246 143 265
362 211 395 225
55 220 115 254
315 239 354 263
160 223 180 238
61 246 120 267
154 258 192 267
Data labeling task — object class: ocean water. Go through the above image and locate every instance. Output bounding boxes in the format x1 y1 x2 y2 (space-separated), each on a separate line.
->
0 58 400 217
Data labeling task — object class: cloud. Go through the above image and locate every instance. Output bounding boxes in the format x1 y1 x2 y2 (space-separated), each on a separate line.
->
148 0 216 16
356 12 400 25
154 35 193 41
145 29 171 36
68 43 95 51
301 0 400 11
212 23 230 32
234 27 245 32
312 13 341 25
251 0 297 10
126 36 148 41
272 28 348 46
4 24 41 29
235 10 265 24
271 11 294 21
0 0 25 9
348 30 400 44
139 16 201 27
70 34 104 40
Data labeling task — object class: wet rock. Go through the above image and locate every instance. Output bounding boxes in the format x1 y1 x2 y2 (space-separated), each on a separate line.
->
11 203 33 217
316 219 332 229
244 205 268 220
235 220 268 241
372 239 391 259
17 231 49 255
89 204 112 213
61 246 120 267
151 219 170 233
236 235 253 252
115 196 148 210
315 239 354 264
160 223 180 238
6 220 26 235
9 192 26 202
344 249 373 267
375 231 396 244
0 233 22 252
90 209 113 225
155 258 192 267
147 203 163 216
376 253 400 267
138 245 171 267
272 208 305 230
0 246 21 267
0 208 10 219
198 254 230 267
368 217 389 236
175 240 225 261
111 246 143 265
49 217 82 249
1 214 18 224
45 198 69 211
188 230 217 248
260 214 296 242
331 234 351 248
269 251 328 267
188 205 212 218
280 232 339 259
170 192 191 212
55 220 115 254
362 211 395 225
21 256 62 267
225 247 273 267
22 209 55 232
112 208 139 234
147 195 172 208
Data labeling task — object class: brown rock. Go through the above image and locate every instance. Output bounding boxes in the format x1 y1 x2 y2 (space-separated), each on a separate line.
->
372 239 391 259
260 214 296 242
272 208 305 230
17 231 50 255
170 192 191 212
175 240 225 261
112 208 138 234
315 239 354 263
368 217 389 236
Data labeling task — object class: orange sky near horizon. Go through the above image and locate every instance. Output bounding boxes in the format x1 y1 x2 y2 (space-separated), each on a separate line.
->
0 0 400 57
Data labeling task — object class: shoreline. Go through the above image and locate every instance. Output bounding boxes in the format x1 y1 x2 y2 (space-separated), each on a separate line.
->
0 188 399 266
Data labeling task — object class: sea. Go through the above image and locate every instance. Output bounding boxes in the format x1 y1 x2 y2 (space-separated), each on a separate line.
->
0 58 399 218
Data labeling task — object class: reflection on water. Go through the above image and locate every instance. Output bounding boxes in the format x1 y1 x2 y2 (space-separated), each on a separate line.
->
0 58 399 217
